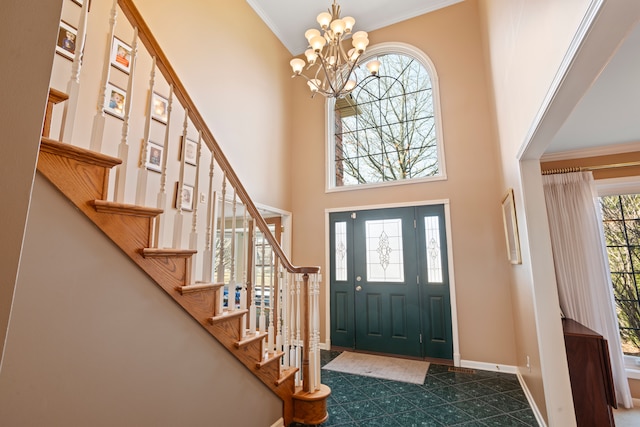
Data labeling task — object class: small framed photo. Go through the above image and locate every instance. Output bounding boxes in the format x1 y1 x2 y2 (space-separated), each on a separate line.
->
145 141 163 173
175 182 194 212
151 92 169 124
104 83 126 119
110 37 132 74
501 188 522 265
181 137 198 166
56 21 77 60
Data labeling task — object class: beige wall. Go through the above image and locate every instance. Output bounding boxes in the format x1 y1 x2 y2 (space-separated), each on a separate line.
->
0 0 63 369
479 0 593 424
0 175 282 426
132 0 294 211
479 0 640 424
290 1 517 367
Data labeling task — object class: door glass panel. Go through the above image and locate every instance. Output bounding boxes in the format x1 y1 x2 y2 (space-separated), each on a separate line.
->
365 219 404 282
335 221 348 281
424 215 443 283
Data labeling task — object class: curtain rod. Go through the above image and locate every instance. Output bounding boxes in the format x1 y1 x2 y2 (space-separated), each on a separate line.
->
541 161 640 175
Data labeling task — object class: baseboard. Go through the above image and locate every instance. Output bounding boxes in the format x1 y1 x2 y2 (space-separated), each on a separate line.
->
516 372 547 427
460 359 518 374
269 417 285 427
319 341 330 350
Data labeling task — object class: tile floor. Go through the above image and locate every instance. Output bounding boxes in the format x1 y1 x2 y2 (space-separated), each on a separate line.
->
292 350 538 427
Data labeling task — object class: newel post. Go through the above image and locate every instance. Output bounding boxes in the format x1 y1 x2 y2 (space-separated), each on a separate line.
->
302 272 311 393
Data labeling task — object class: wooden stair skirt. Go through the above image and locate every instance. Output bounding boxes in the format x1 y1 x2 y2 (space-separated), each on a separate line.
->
37 135 329 426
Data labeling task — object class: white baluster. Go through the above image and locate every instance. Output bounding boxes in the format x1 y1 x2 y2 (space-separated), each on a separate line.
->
227 190 237 312
59 0 89 143
153 84 173 248
249 218 257 334
202 153 216 282
259 232 266 333
216 176 227 314
188 131 203 284
295 273 302 386
267 242 275 352
114 27 138 203
239 207 248 338
90 0 117 152
172 108 189 249
135 56 156 206
281 268 290 367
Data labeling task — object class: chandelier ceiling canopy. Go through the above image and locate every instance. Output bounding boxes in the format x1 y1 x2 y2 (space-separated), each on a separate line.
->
290 0 380 99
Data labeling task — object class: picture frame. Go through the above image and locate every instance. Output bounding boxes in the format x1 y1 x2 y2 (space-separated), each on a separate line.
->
181 137 198 166
110 37 132 74
55 21 77 60
501 188 522 265
145 141 163 173
175 182 194 212
103 83 126 119
151 92 169 124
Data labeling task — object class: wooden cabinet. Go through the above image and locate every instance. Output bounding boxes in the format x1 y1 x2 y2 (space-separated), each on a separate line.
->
563 318 617 427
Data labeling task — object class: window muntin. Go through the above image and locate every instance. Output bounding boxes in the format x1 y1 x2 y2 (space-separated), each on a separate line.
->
600 194 640 357
330 46 444 190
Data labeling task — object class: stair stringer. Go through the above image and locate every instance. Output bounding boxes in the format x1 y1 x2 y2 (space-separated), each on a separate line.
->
36 138 298 424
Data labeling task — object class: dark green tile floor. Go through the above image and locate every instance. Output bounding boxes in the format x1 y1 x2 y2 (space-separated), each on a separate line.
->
292 350 538 427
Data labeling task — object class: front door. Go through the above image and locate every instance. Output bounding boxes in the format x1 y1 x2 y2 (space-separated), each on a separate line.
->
330 205 452 359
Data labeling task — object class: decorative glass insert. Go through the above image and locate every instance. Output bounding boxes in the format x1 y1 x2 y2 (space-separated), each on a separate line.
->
335 221 348 281
424 216 443 283
365 219 404 282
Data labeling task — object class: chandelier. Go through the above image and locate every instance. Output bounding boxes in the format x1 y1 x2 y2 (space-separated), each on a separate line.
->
289 0 380 99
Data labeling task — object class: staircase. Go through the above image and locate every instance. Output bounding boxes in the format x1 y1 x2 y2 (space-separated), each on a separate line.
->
37 135 329 426
37 0 330 424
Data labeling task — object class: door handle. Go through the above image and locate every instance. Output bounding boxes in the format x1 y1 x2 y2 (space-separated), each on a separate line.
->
356 285 362 291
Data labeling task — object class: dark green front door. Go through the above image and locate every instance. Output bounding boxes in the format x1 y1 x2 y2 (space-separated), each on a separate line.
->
330 205 452 359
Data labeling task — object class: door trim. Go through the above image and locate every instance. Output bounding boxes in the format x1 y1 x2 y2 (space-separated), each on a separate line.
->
325 199 460 366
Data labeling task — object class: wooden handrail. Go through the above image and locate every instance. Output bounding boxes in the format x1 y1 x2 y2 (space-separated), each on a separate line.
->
118 0 318 275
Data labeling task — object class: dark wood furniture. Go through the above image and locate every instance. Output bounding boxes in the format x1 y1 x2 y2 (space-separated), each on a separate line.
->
563 318 617 427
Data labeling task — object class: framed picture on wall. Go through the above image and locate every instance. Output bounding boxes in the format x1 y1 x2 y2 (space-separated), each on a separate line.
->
103 83 126 119
175 182 194 212
151 92 169 124
55 21 77 60
501 188 522 264
180 137 198 166
110 37 132 74
145 141 163 173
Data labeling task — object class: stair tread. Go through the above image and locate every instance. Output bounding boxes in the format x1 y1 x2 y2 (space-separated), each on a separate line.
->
142 248 197 258
40 137 122 168
91 200 163 217
176 282 224 295
256 351 285 369
208 309 248 324
235 331 268 348
275 366 299 386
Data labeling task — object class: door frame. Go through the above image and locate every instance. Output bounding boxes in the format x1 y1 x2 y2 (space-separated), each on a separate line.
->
325 199 460 366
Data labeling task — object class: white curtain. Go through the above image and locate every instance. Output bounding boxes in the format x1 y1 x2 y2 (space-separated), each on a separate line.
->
543 171 633 409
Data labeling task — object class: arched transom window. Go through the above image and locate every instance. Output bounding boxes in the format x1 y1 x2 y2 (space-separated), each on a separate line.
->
329 44 445 190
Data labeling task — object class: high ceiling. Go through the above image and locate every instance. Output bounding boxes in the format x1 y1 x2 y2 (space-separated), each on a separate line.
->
247 0 640 156
247 0 463 55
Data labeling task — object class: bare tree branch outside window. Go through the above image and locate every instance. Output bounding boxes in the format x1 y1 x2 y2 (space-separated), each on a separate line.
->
334 53 440 187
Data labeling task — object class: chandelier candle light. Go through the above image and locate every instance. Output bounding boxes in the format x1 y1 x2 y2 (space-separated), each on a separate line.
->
290 0 381 98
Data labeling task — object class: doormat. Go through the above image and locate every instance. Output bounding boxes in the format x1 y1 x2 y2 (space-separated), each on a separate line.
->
322 351 429 384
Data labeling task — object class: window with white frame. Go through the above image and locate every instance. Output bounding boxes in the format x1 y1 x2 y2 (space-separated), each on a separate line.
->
328 43 445 190
598 179 640 369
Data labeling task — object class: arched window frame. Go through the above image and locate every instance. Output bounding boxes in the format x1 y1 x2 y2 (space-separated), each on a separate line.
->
325 42 447 192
